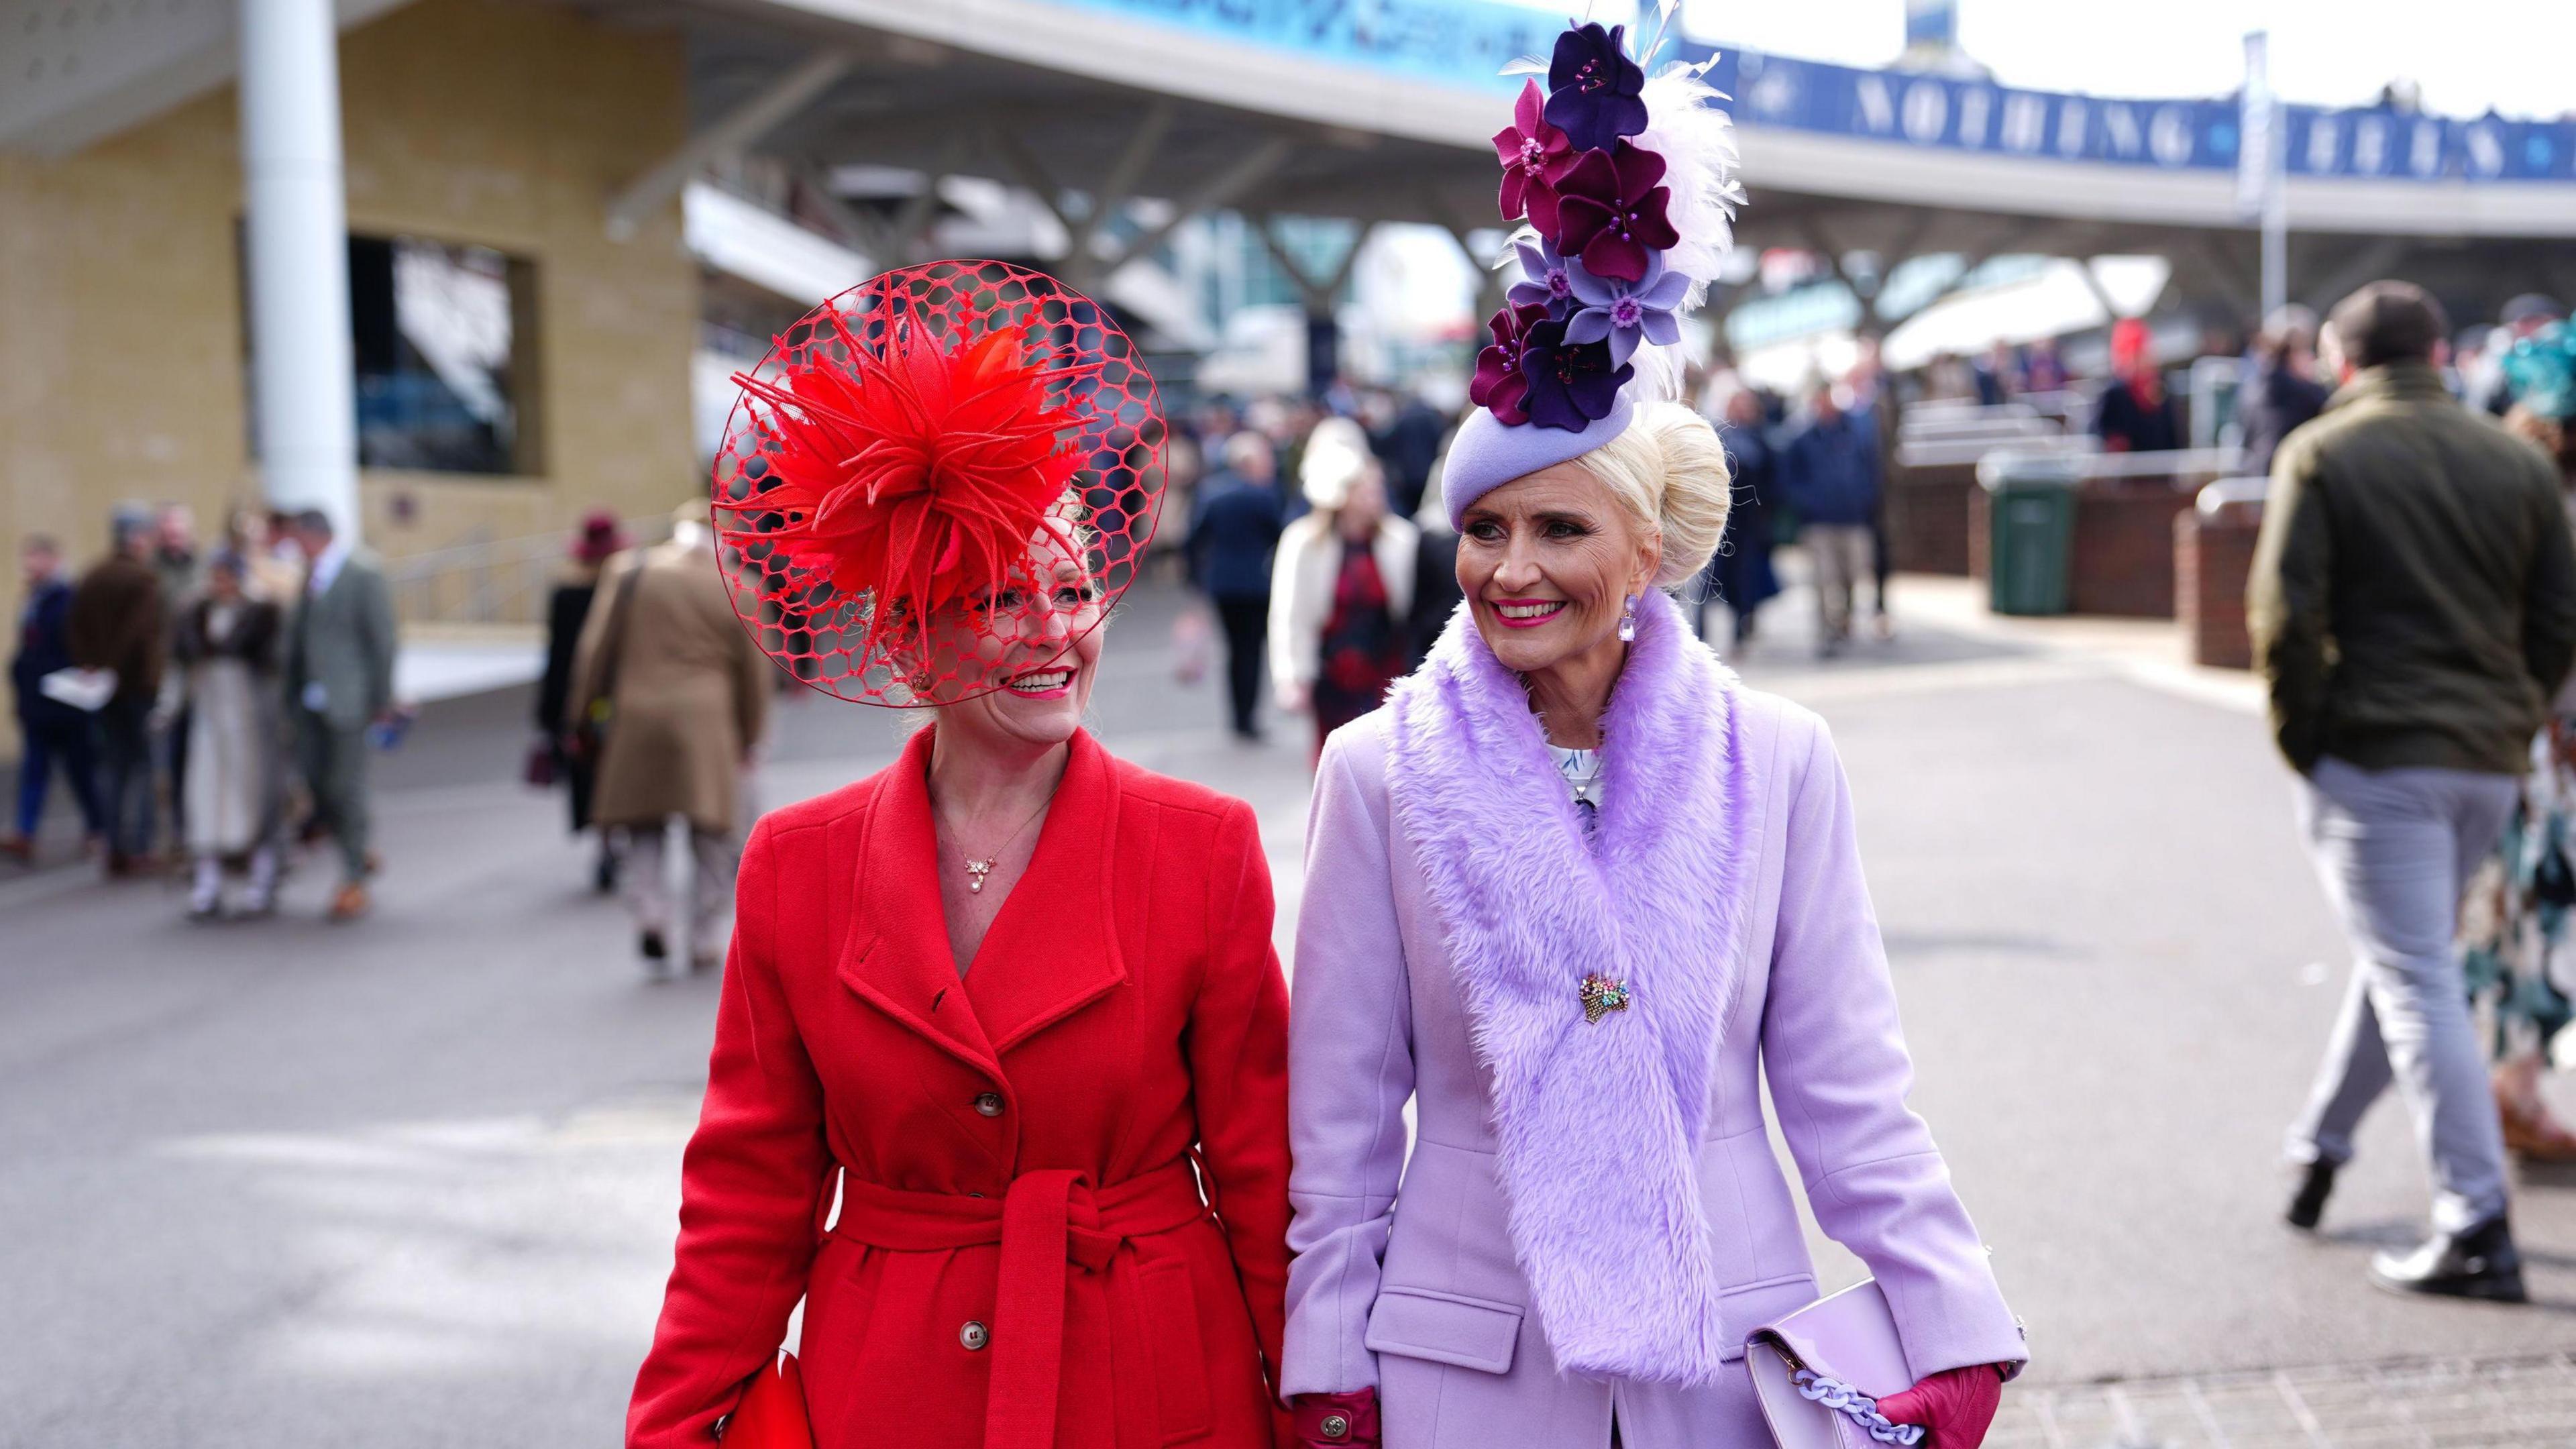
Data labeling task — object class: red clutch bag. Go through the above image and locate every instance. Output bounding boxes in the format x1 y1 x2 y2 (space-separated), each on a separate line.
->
522 738 557 788
720 1352 812 1448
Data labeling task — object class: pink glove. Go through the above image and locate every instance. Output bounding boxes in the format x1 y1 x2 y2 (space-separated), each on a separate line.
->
1875 1364 2004 1448
1290 1389 1380 1448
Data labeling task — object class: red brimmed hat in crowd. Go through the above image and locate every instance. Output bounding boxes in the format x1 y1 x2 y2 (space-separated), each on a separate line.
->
572 508 627 565
708 260 1165 706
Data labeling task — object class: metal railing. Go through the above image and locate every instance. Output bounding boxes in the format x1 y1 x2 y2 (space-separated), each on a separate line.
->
2196 475 2269 516
383 515 672 627
2078 446 2245 482
1901 427 2242 479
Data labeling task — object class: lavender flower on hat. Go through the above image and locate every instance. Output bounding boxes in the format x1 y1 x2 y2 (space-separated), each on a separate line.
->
1554 142 1678 284
1493 80 1575 233
1562 252 1688 368
1543 21 1648 152
1506 237 1576 314
1517 317 1634 432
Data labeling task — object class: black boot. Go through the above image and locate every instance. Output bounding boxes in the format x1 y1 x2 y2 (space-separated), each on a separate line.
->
2368 1216 2528 1302
2285 1161 2337 1230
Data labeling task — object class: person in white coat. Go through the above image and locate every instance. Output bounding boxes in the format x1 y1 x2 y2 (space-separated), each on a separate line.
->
172 553 286 918
1269 417 1417 765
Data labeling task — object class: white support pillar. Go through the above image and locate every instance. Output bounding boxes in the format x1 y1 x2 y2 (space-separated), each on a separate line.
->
239 0 359 539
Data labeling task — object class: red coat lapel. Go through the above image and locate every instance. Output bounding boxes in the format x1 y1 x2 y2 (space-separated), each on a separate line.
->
837 729 1002 1078
835 729 1131 1075
961 729 1130 1055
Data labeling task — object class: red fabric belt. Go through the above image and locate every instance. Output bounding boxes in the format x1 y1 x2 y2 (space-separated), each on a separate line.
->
827 1159 1209 1449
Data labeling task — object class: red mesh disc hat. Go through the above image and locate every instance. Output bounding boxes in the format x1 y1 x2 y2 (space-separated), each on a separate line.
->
710 260 1165 706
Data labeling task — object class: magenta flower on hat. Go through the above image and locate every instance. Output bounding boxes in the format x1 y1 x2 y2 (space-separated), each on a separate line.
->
1470 300 1548 426
1506 237 1576 313
1493 80 1575 232
1563 252 1689 368
1544 21 1648 153
1554 142 1678 284
1518 317 1634 432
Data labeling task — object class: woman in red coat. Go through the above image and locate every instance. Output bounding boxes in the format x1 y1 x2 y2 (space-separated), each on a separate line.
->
627 262 1293 1449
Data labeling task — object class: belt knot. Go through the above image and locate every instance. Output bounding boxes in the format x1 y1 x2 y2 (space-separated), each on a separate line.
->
825 1159 1208 1449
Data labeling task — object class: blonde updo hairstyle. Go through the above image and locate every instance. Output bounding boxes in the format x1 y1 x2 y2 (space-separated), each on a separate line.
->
1570 400 1733 588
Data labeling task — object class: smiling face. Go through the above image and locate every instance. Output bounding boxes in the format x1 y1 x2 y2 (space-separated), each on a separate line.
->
1456 461 1659 676
922 527 1108 750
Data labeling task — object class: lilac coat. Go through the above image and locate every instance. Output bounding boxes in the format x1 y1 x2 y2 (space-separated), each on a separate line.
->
1281 590 2023 1448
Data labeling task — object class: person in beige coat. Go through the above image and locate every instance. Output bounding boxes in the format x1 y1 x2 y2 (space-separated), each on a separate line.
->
568 500 770 973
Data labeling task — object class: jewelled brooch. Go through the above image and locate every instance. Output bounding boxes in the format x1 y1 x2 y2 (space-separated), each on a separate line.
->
1579 973 1632 1024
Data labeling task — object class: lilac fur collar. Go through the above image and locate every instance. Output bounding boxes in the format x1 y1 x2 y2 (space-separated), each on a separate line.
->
1383 588 1752 1386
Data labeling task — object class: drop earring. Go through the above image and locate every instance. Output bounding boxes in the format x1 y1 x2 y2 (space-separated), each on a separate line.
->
1617 593 1638 642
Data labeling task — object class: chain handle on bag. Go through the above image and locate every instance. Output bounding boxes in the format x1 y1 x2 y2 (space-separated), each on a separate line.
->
1791 1368 1925 1446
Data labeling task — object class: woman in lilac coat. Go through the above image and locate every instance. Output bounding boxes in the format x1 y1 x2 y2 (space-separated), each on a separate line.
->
1279 383 2028 1447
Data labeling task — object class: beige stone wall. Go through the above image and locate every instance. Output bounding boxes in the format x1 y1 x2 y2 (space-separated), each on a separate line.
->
0 0 694 759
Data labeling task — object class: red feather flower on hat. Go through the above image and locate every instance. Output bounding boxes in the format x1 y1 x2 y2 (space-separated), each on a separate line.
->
723 310 1099 659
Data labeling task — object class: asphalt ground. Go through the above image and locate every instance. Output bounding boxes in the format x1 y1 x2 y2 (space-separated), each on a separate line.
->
4 574 2574 1447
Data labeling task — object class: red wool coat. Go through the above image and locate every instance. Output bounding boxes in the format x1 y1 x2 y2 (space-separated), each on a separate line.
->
627 729 1293 1449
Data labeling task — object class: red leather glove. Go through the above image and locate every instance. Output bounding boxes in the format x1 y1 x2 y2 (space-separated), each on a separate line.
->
1291 1389 1380 1448
1875 1365 2004 1448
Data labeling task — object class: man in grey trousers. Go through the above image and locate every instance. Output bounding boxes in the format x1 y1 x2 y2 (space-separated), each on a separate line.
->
2252 280 2576 1301
282 510 398 922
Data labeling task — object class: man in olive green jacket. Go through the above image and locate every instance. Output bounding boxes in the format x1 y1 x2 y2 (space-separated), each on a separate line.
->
2251 281 2576 1303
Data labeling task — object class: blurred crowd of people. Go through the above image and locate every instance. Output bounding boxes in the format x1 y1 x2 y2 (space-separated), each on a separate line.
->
19 286 2576 1017
1165 350 1928 760
7 502 400 920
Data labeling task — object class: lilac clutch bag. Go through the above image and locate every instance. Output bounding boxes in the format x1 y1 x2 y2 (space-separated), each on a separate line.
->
1743 1279 1925 1448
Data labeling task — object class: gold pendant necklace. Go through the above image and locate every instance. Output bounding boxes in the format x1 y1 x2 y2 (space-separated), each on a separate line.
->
941 792 1055 895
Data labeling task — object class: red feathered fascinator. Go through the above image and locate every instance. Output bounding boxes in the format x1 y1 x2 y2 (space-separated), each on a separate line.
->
711 260 1164 705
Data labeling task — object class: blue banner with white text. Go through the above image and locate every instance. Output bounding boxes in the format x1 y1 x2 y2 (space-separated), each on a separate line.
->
1050 0 2575 184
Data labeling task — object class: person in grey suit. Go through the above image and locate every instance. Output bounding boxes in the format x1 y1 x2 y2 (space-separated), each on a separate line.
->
282 509 398 921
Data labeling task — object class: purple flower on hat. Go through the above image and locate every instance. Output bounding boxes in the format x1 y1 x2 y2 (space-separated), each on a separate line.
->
1493 80 1575 232
1506 237 1576 313
1563 252 1689 368
1470 300 1549 426
1554 142 1678 284
1518 317 1634 432
1544 22 1648 153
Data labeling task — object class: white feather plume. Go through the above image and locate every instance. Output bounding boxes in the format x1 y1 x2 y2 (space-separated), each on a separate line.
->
1629 338 1692 406
1632 59 1744 311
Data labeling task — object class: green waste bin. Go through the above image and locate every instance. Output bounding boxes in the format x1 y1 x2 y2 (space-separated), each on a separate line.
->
1978 450 2082 616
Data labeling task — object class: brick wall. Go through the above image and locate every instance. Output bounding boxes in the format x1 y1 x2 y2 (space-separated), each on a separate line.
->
1886 463 1977 575
2176 504 2264 669
2071 483 2196 616
1968 478 2200 617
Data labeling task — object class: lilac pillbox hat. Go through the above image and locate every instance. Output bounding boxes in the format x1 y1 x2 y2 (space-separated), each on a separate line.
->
1442 393 1635 530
